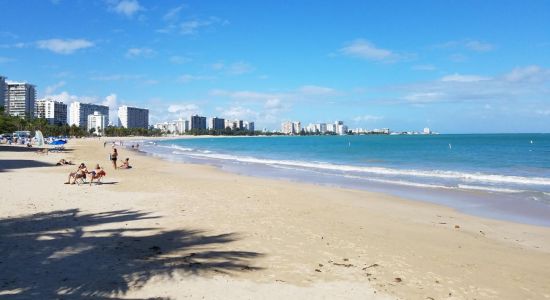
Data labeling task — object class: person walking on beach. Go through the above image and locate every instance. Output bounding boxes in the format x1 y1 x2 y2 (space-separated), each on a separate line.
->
110 148 118 169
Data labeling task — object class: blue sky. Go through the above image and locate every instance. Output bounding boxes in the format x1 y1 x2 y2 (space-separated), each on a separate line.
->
1 0 549 133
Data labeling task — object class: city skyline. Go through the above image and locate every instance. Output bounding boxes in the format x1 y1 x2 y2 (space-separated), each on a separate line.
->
1 1 549 133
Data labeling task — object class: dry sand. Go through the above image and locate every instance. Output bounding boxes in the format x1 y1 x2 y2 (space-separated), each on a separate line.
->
1 138 549 299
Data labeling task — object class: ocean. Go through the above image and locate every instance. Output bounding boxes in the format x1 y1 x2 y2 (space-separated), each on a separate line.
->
137 134 550 226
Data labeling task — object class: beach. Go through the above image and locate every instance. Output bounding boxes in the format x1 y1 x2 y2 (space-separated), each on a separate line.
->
1 137 550 299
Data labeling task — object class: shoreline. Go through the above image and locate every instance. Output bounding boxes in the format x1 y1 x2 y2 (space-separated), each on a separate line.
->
1 137 550 299
134 136 550 228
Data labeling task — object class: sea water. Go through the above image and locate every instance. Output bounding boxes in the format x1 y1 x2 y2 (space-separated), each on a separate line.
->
138 134 550 226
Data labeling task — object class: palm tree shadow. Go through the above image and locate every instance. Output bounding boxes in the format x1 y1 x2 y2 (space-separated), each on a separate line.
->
0 209 262 299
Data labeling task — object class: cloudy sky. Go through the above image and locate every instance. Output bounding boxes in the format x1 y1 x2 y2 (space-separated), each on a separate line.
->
1 0 549 132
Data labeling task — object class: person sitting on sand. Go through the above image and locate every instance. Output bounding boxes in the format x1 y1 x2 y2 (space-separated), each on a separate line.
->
119 158 132 169
56 159 73 166
65 163 88 184
89 163 107 185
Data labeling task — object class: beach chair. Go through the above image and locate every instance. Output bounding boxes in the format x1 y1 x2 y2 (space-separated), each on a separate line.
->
89 170 106 185
74 174 87 185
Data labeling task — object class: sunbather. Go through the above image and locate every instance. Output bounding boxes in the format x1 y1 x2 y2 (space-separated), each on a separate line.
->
65 163 88 184
56 159 73 166
119 158 132 169
89 164 106 185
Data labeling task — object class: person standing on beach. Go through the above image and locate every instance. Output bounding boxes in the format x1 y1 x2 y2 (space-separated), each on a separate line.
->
111 148 118 169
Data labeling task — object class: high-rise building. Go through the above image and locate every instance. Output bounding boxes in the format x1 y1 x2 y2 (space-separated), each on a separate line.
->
118 105 149 129
190 115 207 130
244 121 254 132
87 111 107 135
5 81 36 118
0 76 6 109
35 99 67 125
69 102 109 129
210 117 225 130
281 121 301 135
175 118 189 133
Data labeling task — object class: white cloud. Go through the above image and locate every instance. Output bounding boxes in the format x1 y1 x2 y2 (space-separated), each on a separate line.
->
125 47 155 58
465 40 494 52
0 57 14 64
110 0 143 17
441 73 491 82
169 55 191 64
402 92 445 103
340 39 398 62
43 91 80 104
353 115 384 122
504 65 549 82
227 61 254 75
158 16 227 35
536 109 550 116
412 64 437 71
209 61 255 75
394 65 550 105
219 106 259 120
36 39 94 54
436 39 495 52
44 81 66 95
180 19 212 35
167 103 201 118
177 74 214 83
298 85 336 96
163 5 185 21
264 98 283 110
102 93 119 123
90 74 144 81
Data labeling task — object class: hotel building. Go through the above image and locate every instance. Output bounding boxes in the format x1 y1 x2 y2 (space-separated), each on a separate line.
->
190 115 207 130
244 121 254 132
87 111 108 135
281 121 301 135
5 81 36 118
69 102 109 129
209 117 225 130
35 98 67 125
0 76 6 109
118 105 149 129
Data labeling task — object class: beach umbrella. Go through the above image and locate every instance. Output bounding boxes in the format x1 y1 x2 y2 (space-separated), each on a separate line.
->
35 130 44 147
50 140 67 145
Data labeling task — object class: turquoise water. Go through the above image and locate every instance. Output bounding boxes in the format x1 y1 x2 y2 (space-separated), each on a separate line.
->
139 134 550 225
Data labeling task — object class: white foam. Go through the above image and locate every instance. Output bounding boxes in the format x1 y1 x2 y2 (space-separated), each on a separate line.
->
175 151 550 187
457 184 525 193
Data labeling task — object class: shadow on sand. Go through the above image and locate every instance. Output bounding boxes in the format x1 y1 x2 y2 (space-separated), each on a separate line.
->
0 209 262 299
0 145 74 153
0 159 55 172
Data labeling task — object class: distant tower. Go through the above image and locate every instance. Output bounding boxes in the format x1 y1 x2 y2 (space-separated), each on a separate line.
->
5 81 36 118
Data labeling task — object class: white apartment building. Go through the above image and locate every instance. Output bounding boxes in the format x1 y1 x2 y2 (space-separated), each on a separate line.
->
69 102 109 129
118 105 149 129
35 99 67 125
87 111 107 135
175 118 190 133
5 81 36 118
154 121 178 133
0 76 6 109
281 121 301 135
336 124 348 135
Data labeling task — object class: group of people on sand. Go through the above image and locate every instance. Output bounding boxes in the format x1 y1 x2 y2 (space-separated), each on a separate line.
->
109 147 132 170
63 142 133 186
65 163 106 185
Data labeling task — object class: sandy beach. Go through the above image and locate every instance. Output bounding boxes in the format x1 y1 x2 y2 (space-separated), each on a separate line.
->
1 137 549 300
